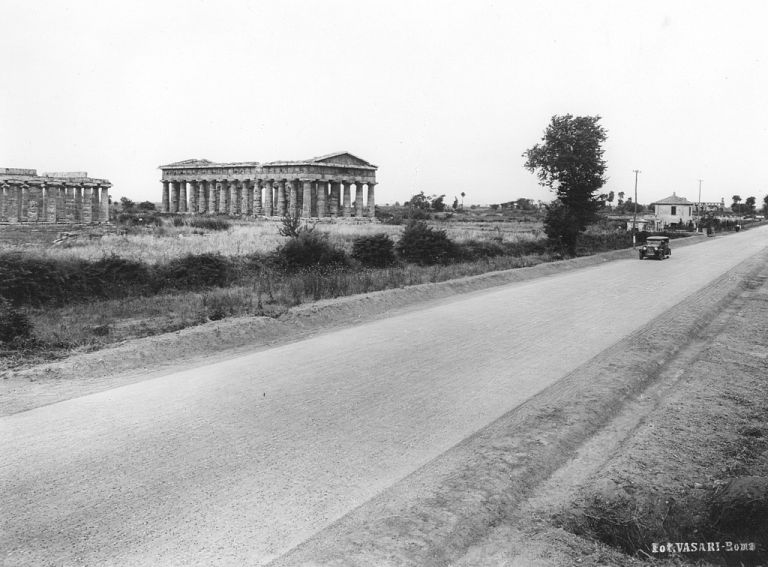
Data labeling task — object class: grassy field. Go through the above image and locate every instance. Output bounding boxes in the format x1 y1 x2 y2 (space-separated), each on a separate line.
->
0 209 647 368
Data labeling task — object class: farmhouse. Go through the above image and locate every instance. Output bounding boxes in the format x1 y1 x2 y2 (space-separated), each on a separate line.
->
649 192 695 229
0 168 111 224
159 151 378 219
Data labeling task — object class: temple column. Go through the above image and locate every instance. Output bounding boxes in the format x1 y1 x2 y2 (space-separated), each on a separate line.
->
217 181 228 214
64 184 74 222
288 180 298 217
82 186 93 223
330 181 340 217
20 184 30 222
209 181 218 213
162 180 170 212
179 180 187 213
74 186 83 222
189 181 198 213
277 180 287 215
0 184 6 221
10 185 21 222
244 180 253 215
367 181 376 217
316 180 327 217
198 181 207 213
342 181 351 217
100 186 110 222
170 181 179 213
92 185 100 221
263 180 274 216
355 182 365 217
46 183 58 222
253 180 263 216
302 179 312 218
26 183 40 222
228 180 238 215
56 185 66 222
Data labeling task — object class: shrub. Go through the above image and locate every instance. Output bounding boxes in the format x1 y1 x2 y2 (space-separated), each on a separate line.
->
396 221 457 265
158 253 234 289
172 216 186 227
351 233 396 267
272 231 348 271
188 218 231 231
83 255 154 297
0 298 34 346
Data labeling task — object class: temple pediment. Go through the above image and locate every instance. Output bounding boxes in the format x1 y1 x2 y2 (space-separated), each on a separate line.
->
162 159 215 168
311 152 376 168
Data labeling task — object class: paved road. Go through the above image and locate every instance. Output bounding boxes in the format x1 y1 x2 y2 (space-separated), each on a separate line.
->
3 227 768 566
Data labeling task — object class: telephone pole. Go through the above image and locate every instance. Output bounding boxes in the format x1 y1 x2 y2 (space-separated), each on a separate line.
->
697 179 703 231
632 169 640 247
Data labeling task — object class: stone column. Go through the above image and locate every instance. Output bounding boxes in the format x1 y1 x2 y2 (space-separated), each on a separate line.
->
367 181 376 217
19 184 30 222
316 180 327 218
217 181 228 214
0 184 6 221
209 181 218 213
179 180 187 213
263 180 274 216
302 179 312 218
46 184 58 222
288 180 298 217
277 180 287 216
75 186 84 222
243 180 253 215
198 181 207 213
342 181 351 217
55 186 65 222
170 181 179 213
100 186 110 222
25 184 40 222
10 185 21 223
228 180 238 215
355 183 365 217
253 180 263 216
189 181 198 214
330 181 340 217
82 186 93 223
162 180 170 212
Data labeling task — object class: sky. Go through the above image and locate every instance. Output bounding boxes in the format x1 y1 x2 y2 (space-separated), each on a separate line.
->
2 0 767 207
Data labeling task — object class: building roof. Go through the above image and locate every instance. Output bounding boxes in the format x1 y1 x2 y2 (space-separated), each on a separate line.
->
651 192 694 205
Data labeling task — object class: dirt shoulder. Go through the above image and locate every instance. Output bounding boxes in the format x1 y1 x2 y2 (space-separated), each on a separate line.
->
0 235 706 417
268 245 768 566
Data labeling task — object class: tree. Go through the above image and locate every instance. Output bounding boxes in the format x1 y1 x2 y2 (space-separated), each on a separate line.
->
524 114 608 254
763 195 768 216
731 195 742 214
617 191 625 205
137 201 156 212
120 196 136 212
460 192 466 208
744 196 756 214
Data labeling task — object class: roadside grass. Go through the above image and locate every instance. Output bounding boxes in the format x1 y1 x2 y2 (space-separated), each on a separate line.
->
0 216 658 365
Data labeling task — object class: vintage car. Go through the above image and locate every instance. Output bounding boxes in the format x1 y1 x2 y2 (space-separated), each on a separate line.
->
638 236 671 260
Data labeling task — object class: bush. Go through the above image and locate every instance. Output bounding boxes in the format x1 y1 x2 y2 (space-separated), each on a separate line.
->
351 233 396 267
158 253 234 289
0 298 34 346
272 231 348 272
188 218 231 231
396 221 457 265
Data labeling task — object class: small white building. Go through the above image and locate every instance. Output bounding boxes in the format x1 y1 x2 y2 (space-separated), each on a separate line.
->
650 193 694 228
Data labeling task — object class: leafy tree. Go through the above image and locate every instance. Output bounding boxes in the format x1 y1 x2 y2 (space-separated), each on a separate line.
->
744 196 756 214
731 195 742 213
407 191 431 210
617 191 625 205
137 201 156 211
120 197 136 212
524 114 608 254
763 195 768 215
452 197 459 210
431 194 447 212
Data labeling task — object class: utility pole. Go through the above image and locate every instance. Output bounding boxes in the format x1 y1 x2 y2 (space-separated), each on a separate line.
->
697 179 703 231
632 169 640 247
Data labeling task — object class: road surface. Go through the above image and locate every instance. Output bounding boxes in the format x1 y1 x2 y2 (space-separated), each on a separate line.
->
2 226 768 566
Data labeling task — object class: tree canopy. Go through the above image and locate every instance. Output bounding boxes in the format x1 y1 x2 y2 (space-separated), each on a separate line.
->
524 114 608 253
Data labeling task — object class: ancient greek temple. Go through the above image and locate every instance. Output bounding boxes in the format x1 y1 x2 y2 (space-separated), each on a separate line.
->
0 168 111 224
159 152 378 218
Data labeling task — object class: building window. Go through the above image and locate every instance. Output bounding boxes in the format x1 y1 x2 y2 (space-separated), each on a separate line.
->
671 206 677 215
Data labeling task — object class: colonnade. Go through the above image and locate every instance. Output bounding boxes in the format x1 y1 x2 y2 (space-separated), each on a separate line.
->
161 178 376 218
0 180 110 224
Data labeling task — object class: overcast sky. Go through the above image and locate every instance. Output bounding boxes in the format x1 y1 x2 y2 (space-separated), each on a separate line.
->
2 0 767 207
